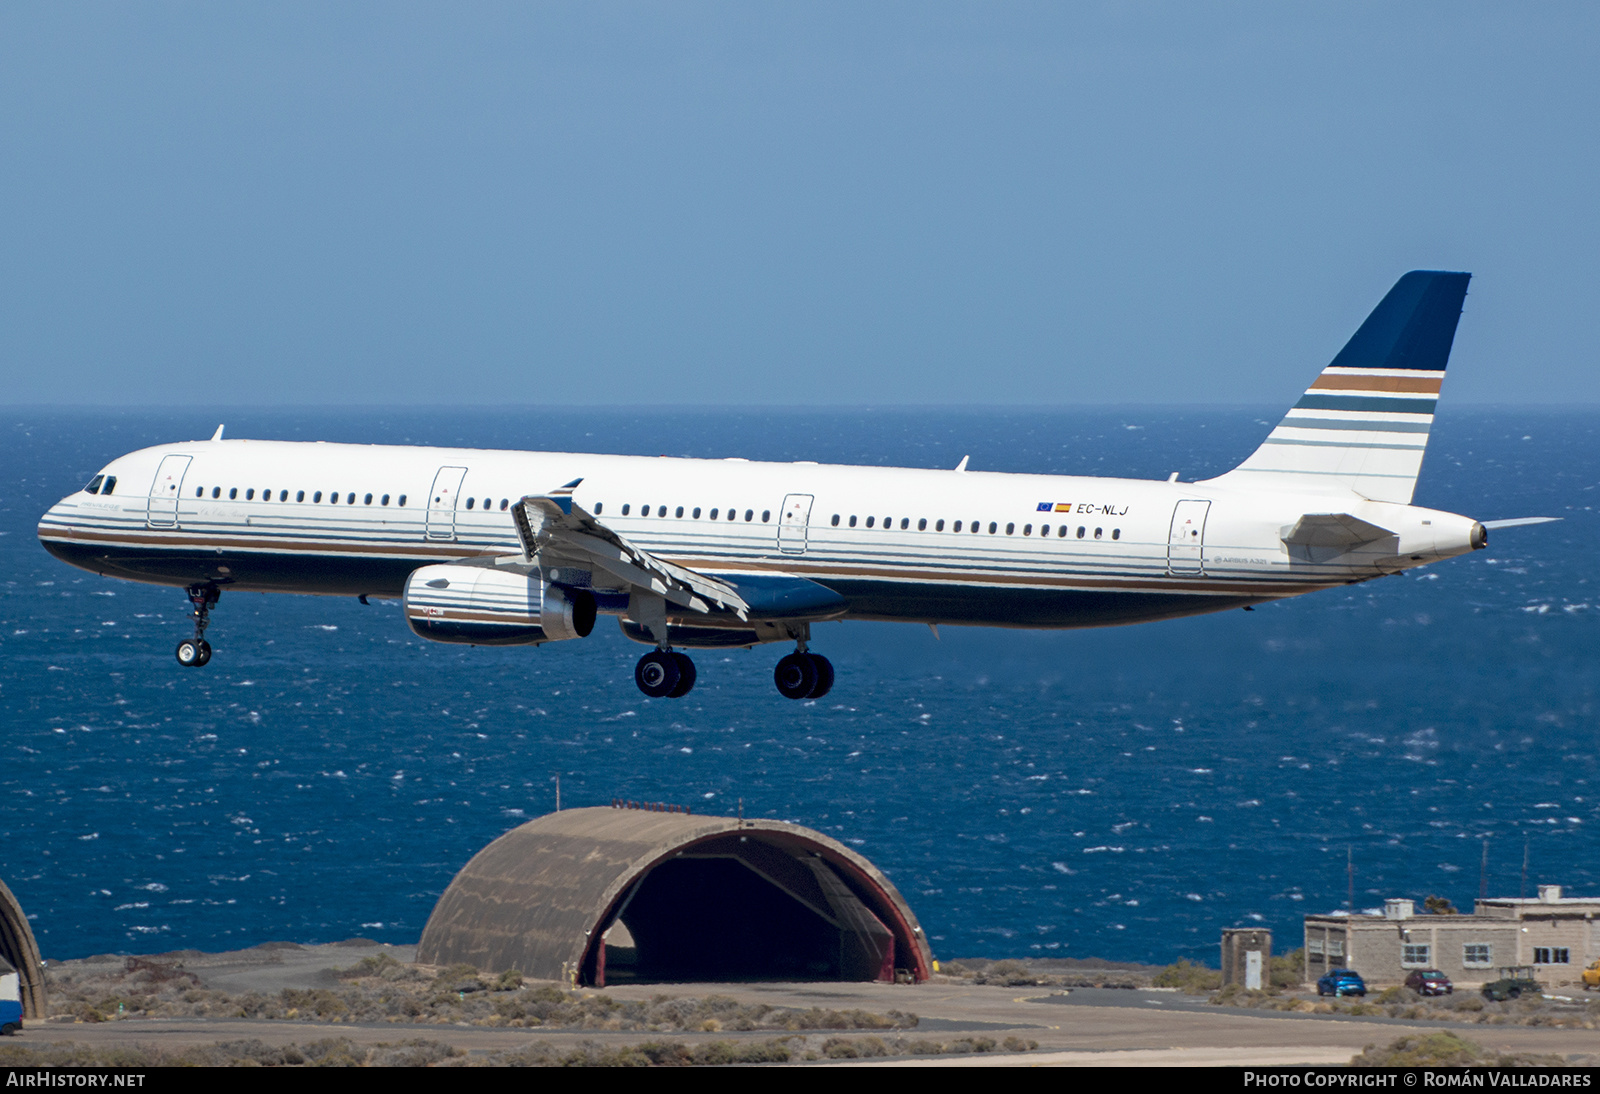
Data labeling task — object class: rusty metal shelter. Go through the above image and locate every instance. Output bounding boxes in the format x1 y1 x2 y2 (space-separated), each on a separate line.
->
418 807 933 987
0 877 46 1018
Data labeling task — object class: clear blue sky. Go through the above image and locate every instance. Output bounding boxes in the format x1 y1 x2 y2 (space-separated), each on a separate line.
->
2 2 1596 406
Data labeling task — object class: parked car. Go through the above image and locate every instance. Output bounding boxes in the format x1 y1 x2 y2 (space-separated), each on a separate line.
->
1582 960 1599 991
1404 969 1454 996
1316 968 1367 997
0 961 21 1036
1481 966 1542 1002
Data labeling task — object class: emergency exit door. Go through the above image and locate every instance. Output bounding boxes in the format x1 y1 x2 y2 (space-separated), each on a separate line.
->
778 494 814 555
1167 500 1210 575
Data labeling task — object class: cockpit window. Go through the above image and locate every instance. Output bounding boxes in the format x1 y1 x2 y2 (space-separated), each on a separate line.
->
102 476 117 495
85 475 104 495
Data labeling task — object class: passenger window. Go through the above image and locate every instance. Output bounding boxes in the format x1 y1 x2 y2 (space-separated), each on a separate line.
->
466 497 475 509
500 499 509 510
831 514 840 526
745 510 754 521
86 475 104 494
249 489 258 500
672 506 681 518
917 518 926 531
866 516 875 528
1040 524 1050 537
229 488 238 500
365 494 374 505
381 494 390 506
762 510 771 522
279 490 288 501
297 490 305 502
883 517 891 528
1077 526 1086 539
709 508 718 519
1059 525 1068 538
988 522 997 534
936 519 944 531
849 515 857 527
1006 523 1014 535
728 508 737 521
658 506 667 517
1094 527 1103 539
194 487 203 498
347 493 355 504
102 476 116 494
953 520 962 532
1112 528 1120 540
399 495 407 506
622 504 630 515
1023 524 1031 535
693 507 701 519
314 491 322 502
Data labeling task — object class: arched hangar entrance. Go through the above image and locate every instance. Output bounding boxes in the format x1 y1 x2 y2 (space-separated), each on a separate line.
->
0 877 46 1019
418 806 932 987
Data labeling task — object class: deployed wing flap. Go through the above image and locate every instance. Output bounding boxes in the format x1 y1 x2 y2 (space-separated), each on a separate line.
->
1281 513 1396 548
514 480 750 620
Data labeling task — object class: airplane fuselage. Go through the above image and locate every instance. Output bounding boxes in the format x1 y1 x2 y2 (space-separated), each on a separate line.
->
39 437 1483 631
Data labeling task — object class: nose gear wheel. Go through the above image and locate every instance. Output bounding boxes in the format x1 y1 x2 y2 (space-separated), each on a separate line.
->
176 583 220 667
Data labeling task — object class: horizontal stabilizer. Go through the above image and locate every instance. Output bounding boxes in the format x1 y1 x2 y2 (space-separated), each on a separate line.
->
1480 517 1561 530
1281 513 1395 548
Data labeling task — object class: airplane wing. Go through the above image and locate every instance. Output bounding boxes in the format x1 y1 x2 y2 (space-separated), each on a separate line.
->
1480 517 1561 530
1281 513 1396 548
512 479 751 620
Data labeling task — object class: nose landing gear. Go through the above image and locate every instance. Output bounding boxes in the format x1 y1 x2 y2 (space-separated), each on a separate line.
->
635 648 697 698
175 583 219 667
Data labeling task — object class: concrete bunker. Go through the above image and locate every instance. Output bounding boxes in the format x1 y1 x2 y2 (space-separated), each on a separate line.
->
0 877 46 1019
418 806 932 987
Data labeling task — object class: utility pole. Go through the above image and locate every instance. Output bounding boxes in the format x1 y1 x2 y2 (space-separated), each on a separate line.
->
552 773 561 813
1520 836 1529 902
1479 838 1490 903
1347 845 1354 916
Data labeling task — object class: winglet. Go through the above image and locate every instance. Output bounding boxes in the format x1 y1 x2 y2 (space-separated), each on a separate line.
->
210 424 225 441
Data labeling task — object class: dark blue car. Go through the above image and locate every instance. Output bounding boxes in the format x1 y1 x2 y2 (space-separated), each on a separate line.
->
1316 968 1367 997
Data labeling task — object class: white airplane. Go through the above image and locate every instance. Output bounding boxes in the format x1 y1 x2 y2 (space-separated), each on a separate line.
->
38 271 1552 700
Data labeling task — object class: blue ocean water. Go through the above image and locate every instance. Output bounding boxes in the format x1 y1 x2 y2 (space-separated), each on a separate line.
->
1 406 1596 964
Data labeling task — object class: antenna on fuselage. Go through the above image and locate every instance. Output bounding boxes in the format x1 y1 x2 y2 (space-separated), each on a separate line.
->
210 424 225 441
954 455 969 473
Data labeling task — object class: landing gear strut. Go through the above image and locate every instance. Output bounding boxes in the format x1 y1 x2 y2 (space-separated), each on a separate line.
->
175 582 219 667
635 648 696 699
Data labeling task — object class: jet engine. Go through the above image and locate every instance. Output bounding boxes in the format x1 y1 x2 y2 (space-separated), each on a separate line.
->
403 563 596 646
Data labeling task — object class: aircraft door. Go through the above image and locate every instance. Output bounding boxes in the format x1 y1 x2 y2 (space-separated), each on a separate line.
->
778 493 814 555
1167 499 1210 575
426 466 468 540
146 455 192 529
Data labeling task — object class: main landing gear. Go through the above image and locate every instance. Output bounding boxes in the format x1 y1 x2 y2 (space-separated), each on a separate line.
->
175 582 219 668
774 648 834 701
635 649 697 699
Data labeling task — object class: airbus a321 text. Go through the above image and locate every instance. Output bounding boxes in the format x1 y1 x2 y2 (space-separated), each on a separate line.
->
39 271 1554 700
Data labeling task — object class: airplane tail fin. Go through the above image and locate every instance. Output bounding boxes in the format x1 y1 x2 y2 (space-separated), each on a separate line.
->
1208 270 1471 504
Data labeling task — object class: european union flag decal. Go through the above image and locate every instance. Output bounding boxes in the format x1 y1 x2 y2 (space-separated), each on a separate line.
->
1036 502 1052 512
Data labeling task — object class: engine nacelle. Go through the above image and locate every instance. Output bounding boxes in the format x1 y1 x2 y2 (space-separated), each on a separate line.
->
403 564 596 646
